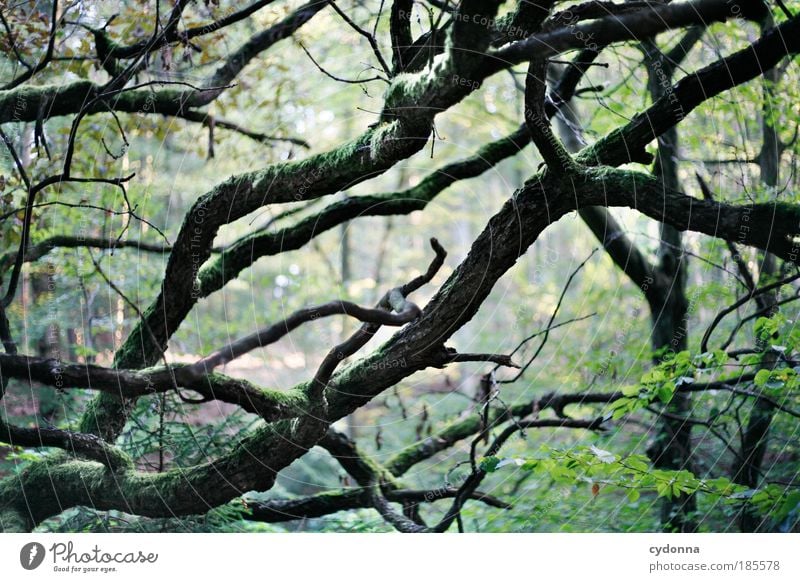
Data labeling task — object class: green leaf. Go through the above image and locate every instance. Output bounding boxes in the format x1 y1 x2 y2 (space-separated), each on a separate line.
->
621 384 640 397
656 481 673 499
774 491 800 521
626 456 650 473
480 456 501 473
655 385 674 403
754 369 771 387
589 445 616 463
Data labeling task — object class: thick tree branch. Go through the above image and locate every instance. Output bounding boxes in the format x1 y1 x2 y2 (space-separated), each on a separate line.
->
0 420 131 470
198 125 530 297
0 354 309 422
524 55 577 174
242 485 509 523
0 1 327 124
580 14 800 166
389 0 414 71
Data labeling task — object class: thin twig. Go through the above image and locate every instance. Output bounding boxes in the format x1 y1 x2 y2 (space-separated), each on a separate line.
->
499 248 599 383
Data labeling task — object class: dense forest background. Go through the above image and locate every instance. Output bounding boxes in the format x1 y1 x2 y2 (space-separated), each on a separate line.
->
1 0 799 533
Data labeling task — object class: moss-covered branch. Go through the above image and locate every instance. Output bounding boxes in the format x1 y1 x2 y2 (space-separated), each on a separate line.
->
0 354 308 422
198 124 530 297
0 1 327 125
0 421 132 470
242 485 510 524
20 165 793 530
577 168 800 265
86 1 515 438
578 14 800 167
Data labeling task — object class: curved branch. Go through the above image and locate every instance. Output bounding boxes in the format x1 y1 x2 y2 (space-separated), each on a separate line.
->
575 169 800 267
2 0 61 90
312 238 446 395
390 0 414 71
579 14 800 166
701 270 800 352
0 354 308 422
0 420 131 470
524 54 577 174
105 1 282 59
198 125 530 297
193 299 423 374
0 1 327 124
0 236 171 272
242 485 509 523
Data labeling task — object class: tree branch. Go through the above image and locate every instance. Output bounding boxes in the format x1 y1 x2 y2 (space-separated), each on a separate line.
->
0 420 131 470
